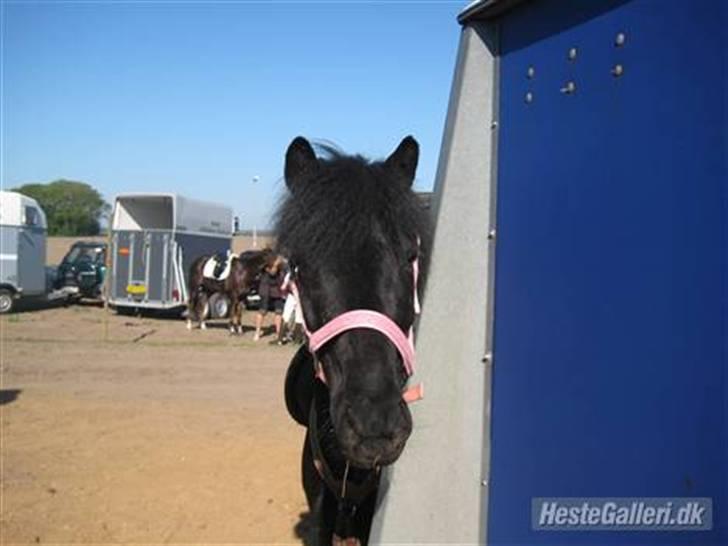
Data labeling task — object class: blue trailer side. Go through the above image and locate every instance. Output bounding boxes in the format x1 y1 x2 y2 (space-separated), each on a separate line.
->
488 1 726 544
372 1 726 544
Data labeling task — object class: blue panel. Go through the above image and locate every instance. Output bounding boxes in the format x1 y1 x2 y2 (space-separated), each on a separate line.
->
488 1 727 545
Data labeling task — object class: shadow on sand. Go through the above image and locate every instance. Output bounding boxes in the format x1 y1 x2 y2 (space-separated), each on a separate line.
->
10 296 103 315
0 389 22 405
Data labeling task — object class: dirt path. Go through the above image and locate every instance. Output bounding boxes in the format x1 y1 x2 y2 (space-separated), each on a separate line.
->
1 305 310 545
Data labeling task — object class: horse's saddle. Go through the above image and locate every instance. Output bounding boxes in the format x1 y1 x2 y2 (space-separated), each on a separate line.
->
202 252 233 281
284 345 315 426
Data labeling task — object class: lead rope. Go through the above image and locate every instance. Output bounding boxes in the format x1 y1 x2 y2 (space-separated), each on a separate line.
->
334 460 359 545
340 461 350 499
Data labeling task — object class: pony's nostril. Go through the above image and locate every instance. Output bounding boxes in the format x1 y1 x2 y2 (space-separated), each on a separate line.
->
344 397 411 441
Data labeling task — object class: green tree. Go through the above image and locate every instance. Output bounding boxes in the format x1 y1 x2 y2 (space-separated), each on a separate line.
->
12 180 109 236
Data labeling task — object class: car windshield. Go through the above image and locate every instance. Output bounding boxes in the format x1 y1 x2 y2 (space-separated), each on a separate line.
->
65 246 104 264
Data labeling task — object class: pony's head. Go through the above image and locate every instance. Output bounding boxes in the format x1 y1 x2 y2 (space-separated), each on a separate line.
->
276 136 429 468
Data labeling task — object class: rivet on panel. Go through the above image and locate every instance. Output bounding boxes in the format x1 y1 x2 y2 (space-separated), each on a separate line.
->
488 229 496 240
525 91 534 104
527 66 535 79
490 120 498 130
615 32 626 47
611 64 624 77
560 81 576 94
481 480 488 487
568 47 578 61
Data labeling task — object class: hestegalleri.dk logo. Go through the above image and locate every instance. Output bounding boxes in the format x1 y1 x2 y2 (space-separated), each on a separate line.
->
532 498 713 531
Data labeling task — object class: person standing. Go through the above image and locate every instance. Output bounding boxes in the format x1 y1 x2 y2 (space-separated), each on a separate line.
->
253 254 286 342
280 267 305 344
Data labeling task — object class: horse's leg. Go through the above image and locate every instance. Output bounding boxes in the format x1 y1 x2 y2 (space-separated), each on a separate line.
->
240 268 255 336
187 290 195 330
229 296 239 335
187 262 203 330
351 489 377 546
236 298 244 335
307 433 337 545
187 280 198 330
293 431 323 544
199 292 209 330
302 431 322 511
228 281 241 335
318 488 338 546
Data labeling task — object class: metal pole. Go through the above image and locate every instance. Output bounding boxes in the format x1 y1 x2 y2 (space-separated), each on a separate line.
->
252 176 259 249
103 220 113 342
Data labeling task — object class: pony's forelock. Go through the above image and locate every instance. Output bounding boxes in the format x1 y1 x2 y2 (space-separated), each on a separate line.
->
273 143 430 272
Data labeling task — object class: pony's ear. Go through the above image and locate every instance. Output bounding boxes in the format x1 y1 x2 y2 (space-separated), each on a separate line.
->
385 135 419 187
285 136 318 190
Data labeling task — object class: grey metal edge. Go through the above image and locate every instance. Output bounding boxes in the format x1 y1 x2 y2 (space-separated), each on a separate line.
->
370 21 499 546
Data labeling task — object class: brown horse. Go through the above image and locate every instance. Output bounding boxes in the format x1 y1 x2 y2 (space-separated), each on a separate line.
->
186 249 272 333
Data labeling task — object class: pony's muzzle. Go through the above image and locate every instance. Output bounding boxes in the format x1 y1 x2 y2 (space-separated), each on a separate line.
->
337 396 412 468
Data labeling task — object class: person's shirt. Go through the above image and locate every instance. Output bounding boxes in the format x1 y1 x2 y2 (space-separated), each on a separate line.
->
259 268 285 299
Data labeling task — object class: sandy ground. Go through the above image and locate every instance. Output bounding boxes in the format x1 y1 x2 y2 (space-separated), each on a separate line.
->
0 303 312 545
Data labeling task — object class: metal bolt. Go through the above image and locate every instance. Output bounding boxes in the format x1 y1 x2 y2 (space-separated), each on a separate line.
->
615 32 626 47
611 64 624 77
488 229 496 240
525 91 534 104
560 81 576 94
527 66 535 79
568 47 578 61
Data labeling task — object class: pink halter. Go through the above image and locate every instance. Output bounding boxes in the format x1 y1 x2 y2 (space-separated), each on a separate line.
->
290 254 423 403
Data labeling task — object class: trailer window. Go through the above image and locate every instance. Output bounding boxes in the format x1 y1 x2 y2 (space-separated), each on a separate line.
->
24 206 40 226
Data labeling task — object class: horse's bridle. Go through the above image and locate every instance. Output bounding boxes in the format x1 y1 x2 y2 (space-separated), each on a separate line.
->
289 249 423 403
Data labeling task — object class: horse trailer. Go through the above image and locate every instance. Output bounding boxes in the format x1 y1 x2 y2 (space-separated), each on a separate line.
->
372 1 726 545
108 193 232 311
0 191 49 312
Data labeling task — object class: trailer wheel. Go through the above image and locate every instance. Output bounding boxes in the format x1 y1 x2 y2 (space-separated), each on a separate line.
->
0 289 14 314
209 293 230 319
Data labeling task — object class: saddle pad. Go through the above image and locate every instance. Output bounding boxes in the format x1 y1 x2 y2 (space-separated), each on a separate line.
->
202 255 232 280
284 345 316 426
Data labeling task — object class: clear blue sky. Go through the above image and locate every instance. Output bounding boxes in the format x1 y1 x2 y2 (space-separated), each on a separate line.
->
2 1 465 228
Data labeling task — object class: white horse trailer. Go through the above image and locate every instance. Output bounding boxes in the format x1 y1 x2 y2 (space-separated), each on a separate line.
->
108 193 232 312
0 191 49 312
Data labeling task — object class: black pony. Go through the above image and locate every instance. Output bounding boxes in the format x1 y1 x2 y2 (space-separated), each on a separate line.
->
278 136 429 545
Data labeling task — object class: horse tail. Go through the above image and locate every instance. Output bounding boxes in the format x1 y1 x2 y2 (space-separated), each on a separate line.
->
188 255 209 305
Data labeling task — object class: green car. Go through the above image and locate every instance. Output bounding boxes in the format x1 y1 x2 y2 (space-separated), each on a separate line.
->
55 241 107 299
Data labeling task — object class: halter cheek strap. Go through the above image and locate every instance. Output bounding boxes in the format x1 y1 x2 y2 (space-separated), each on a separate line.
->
290 256 423 403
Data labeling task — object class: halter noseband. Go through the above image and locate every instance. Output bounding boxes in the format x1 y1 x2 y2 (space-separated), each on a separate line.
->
290 251 423 403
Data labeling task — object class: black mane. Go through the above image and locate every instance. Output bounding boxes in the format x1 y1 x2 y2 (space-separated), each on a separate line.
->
274 144 430 273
